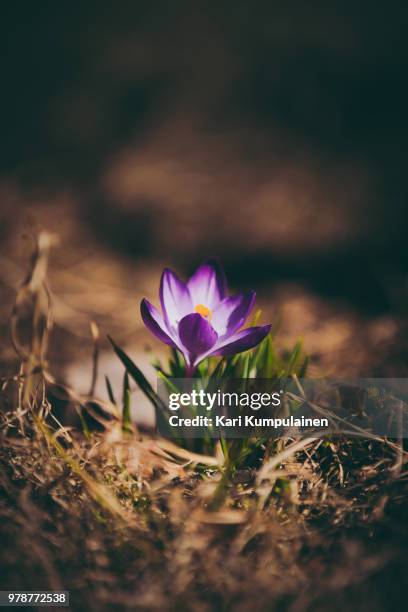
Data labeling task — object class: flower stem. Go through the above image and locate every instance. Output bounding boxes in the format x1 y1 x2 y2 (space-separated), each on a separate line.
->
207 461 233 511
185 364 196 378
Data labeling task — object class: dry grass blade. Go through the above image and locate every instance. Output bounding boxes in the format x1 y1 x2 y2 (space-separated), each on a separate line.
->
34 417 130 522
192 508 247 524
256 437 317 509
156 438 219 466
11 232 57 364
88 320 100 396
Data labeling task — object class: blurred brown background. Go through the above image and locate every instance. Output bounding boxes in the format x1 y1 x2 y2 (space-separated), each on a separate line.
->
1 1 408 394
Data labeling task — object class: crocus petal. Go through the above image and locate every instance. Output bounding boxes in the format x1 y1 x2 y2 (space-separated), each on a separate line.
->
178 313 218 365
187 258 227 310
208 324 271 358
140 299 178 347
211 291 256 337
160 268 192 328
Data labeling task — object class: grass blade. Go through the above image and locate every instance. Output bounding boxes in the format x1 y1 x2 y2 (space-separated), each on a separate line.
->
107 335 170 433
122 372 133 433
105 374 117 405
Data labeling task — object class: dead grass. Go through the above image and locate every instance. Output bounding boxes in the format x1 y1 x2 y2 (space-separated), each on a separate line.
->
1 383 408 612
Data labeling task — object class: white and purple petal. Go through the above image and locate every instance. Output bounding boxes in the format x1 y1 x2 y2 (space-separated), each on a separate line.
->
211 291 256 337
178 313 218 365
207 324 271 359
140 299 178 347
160 268 192 328
187 258 227 310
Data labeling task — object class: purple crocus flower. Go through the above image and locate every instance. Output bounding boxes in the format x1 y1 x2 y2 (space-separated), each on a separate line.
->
141 258 271 370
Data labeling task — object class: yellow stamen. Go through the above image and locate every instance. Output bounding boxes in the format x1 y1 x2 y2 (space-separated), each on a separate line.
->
194 304 212 320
